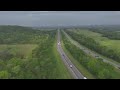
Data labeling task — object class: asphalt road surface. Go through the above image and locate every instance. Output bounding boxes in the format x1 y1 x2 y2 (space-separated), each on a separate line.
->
57 30 85 79
63 30 120 69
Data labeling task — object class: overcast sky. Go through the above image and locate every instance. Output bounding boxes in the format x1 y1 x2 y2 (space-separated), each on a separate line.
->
0 11 120 26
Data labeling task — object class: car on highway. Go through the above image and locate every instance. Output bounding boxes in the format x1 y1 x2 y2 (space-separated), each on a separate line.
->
83 77 87 79
58 42 61 45
70 65 73 68
95 55 99 58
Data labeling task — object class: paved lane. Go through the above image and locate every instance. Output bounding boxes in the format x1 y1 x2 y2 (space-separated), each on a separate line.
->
57 30 85 79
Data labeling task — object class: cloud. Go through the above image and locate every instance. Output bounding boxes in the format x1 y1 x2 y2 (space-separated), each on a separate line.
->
0 11 120 26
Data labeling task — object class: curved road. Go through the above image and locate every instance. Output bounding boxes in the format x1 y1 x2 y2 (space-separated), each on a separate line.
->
57 30 85 79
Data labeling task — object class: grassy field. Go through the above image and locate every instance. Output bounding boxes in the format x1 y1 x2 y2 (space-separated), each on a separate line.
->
61 30 120 79
69 29 120 53
0 44 37 59
71 29 120 54
101 40 120 53
66 29 120 63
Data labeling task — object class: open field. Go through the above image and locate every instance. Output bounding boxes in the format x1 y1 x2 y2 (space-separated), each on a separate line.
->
73 29 120 53
0 44 37 59
65 29 120 63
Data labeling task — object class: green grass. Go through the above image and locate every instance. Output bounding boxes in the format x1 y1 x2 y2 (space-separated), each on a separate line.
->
0 44 37 58
101 40 120 53
66 29 120 68
61 32 95 79
72 29 120 53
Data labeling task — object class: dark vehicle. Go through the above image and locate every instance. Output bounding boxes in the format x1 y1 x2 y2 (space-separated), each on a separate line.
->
95 55 99 58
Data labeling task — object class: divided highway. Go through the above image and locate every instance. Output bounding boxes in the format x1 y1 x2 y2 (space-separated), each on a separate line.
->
57 30 86 79
62 30 120 69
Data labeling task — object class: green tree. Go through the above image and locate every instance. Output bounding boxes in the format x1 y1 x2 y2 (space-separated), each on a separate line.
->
0 71 9 79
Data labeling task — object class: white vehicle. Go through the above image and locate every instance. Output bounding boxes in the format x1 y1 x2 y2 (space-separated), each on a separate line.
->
83 77 87 79
58 42 61 45
70 65 72 68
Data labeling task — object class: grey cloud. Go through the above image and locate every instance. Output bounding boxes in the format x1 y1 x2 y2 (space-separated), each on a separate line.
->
0 11 120 26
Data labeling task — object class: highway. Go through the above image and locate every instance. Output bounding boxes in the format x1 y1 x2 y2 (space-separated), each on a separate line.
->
62 30 120 69
57 30 85 79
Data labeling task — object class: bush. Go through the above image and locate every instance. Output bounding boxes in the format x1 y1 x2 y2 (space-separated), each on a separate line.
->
0 71 9 79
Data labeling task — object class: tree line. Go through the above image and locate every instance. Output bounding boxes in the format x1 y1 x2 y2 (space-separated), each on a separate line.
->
64 30 120 63
0 26 62 78
0 25 56 44
87 26 120 40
